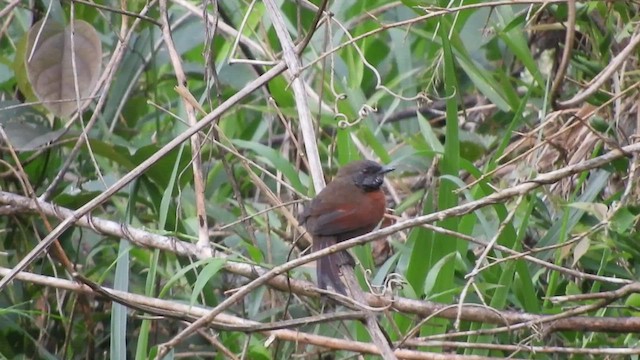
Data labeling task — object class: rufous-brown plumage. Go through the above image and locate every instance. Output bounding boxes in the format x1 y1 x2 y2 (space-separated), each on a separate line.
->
299 160 394 294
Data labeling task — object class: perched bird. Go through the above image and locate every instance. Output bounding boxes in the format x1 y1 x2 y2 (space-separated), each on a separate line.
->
299 160 394 294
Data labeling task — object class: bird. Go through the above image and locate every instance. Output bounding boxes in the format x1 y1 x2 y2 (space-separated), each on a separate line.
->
299 160 394 294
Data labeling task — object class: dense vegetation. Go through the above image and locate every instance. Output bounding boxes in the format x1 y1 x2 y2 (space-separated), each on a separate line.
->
1 0 639 358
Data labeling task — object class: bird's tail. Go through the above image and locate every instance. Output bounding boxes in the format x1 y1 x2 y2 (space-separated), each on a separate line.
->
313 236 354 295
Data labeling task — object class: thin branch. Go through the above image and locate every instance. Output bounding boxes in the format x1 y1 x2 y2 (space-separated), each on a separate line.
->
262 0 324 190
4 143 640 335
159 0 210 248
417 282 640 340
404 340 640 356
455 195 524 330
69 0 160 25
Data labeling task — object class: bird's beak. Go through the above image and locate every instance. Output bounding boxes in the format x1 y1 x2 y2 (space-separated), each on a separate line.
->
379 165 395 174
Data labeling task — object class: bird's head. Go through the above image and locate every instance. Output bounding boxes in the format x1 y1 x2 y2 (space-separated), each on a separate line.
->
336 160 394 191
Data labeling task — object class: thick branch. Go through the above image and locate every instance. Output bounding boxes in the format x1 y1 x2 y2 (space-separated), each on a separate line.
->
2 188 640 333
0 267 504 360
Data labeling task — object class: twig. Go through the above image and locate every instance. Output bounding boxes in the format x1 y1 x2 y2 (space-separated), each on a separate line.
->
0 0 20 19
196 329 239 360
549 0 575 106
159 0 210 249
557 26 640 108
455 195 524 330
69 0 160 25
4 143 640 334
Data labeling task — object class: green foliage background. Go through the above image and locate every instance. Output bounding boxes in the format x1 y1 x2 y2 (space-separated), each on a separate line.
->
1 0 639 359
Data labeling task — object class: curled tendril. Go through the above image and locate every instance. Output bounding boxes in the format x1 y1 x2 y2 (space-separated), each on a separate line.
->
337 104 378 128
363 269 386 296
430 87 457 102
358 104 377 118
335 113 352 128
363 269 406 297
417 91 432 107
384 273 406 293
338 116 360 128
332 94 347 115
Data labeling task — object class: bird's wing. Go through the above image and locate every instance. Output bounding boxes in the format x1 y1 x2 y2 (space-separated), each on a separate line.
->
308 202 381 236
303 178 384 236
310 205 356 235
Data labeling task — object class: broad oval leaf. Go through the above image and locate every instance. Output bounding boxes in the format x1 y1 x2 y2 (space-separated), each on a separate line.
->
25 19 102 118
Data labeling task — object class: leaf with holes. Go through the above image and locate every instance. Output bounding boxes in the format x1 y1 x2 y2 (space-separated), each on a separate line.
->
20 19 102 118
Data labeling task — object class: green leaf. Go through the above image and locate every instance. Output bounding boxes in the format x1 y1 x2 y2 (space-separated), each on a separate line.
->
190 258 226 307
158 258 217 298
625 293 640 312
497 12 544 88
423 252 457 297
111 238 131 358
611 206 640 234
417 111 444 153
451 44 511 111
232 139 304 193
